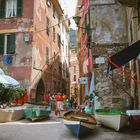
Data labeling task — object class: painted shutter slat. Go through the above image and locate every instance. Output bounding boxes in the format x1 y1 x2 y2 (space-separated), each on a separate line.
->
0 34 4 54
0 0 6 18
7 34 15 54
17 0 23 16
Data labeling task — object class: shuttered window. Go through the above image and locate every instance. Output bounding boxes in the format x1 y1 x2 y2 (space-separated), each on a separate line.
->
0 0 22 18
17 0 23 16
0 35 4 54
46 17 50 35
46 47 49 64
0 0 6 18
0 34 15 55
7 34 15 54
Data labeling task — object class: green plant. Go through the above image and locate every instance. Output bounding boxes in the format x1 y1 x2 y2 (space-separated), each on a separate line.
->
0 87 26 106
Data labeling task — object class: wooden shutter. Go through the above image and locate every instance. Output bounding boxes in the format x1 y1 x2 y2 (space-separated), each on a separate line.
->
7 34 15 54
0 0 6 18
46 17 50 35
0 34 4 54
17 0 23 16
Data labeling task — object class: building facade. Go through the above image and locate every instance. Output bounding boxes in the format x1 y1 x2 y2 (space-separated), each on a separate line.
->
0 0 70 102
69 29 80 105
76 0 140 109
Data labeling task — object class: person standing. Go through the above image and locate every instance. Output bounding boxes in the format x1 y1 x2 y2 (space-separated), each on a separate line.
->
55 92 63 117
44 92 50 105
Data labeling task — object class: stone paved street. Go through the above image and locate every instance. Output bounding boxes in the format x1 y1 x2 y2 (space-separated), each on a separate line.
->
0 111 140 140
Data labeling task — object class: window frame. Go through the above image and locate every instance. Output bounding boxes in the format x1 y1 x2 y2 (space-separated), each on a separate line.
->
74 75 76 82
46 17 50 35
0 33 15 55
0 0 22 18
46 47 49 64
6 0 17 18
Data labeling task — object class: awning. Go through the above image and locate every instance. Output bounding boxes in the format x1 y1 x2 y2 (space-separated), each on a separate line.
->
108 40 140 71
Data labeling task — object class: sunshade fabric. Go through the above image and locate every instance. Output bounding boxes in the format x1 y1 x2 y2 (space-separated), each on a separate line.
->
108 40 140 71
0 75 20 88
0 68 5 75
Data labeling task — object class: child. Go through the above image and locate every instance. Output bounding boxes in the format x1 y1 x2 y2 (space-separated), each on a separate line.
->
66 98 70 110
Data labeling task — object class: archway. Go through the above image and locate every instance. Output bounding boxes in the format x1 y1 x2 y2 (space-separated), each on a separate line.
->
36 78 45 102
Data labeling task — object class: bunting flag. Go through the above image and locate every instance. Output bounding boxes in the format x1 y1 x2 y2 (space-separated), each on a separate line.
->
85 83 89 96
81 0 89 25
89 72 94 94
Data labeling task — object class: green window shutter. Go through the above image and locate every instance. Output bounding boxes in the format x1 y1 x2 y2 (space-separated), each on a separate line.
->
0 0 6 18
0 34 4 54
17 0 23 16
7 34 15 54
46 17 50 35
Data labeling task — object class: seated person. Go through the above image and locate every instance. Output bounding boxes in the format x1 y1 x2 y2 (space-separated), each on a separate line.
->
84 102 94 115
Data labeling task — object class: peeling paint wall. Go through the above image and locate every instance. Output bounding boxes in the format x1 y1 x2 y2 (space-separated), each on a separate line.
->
91 4 128 44
90 1 129 108
0 0 33 88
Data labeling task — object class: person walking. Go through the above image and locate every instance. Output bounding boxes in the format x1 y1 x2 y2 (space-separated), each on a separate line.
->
55 92 63 117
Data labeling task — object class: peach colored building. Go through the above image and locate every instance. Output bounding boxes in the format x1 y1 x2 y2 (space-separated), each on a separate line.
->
0 0 70 102
69 29 80 105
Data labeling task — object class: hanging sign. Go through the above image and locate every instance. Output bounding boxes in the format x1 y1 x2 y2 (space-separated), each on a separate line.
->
79 77 88 84
95 57 105 64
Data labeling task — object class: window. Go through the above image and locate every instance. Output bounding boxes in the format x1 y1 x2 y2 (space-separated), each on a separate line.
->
53 27 55 42
74 66 76 73
0 0 22 18
46 17 50 35
0 34 15 55
46 47 49 64
53 6 55 18
57 34 61 47
58 17 60 27
74 75 76 81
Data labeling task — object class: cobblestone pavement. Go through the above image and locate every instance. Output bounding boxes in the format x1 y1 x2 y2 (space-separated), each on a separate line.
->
0 111 139 140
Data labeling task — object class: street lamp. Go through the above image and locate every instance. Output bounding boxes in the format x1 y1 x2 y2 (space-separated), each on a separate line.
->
73 16 81 26
73 16 93 49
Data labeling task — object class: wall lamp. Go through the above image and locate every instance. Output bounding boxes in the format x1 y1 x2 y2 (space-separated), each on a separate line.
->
73 16 81 26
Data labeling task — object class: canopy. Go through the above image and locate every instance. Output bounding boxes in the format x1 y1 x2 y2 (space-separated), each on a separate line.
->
0 75 20 88
108 40 140 71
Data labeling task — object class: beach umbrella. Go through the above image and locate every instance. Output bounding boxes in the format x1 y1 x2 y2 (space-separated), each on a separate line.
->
0 75 20 88
0 68 5 75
